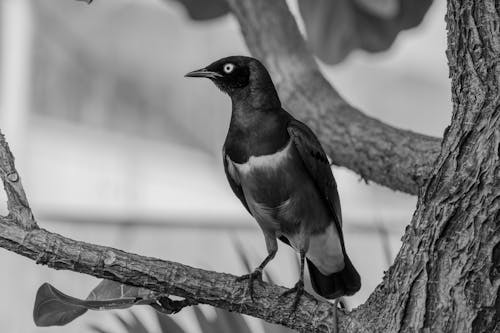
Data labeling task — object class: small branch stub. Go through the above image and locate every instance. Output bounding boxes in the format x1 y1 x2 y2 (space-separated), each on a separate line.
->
0 131 37 229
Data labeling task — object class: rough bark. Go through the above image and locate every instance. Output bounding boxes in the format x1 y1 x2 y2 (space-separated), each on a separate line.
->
226 0 441 195
0 0 498 332
348 1 500 331
0 218 344 332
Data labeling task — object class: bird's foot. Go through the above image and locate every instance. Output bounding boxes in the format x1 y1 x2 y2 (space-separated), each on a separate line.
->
236 268 264 302
280 280 304 312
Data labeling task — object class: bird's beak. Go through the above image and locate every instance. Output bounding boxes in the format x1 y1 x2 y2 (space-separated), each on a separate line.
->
185 68 222 79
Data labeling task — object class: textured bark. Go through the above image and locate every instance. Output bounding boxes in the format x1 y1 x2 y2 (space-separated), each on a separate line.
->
0 217 356 332
0 0 498 332
226 0 441 195
348 1 500 331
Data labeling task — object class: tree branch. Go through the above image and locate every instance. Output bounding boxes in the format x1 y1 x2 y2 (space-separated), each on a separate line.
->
0 131 364 332
226 0 441 195
346 1 500 331
3 0 497 331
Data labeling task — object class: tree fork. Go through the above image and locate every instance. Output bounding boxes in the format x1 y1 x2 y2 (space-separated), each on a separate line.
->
0 0 498 332
350 0 500 331
226 0 442 195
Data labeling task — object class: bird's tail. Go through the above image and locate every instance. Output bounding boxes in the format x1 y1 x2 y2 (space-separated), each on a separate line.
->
306 254 361 299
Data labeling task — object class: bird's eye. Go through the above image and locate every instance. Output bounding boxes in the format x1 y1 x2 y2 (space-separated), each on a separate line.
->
223 63 235 74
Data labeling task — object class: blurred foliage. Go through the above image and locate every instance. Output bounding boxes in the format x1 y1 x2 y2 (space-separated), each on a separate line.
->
168 0 433 64
298 0 433 64
89 305 294 333
171 0 230 20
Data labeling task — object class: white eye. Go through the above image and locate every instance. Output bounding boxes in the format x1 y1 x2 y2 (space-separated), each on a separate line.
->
223 63 235 74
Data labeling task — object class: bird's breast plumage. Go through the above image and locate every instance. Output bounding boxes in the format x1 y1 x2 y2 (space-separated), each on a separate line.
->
226 139 331 235
232 138 294 176
226 138 344 274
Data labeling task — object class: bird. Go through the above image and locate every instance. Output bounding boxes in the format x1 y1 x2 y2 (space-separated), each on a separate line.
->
185 56 361 309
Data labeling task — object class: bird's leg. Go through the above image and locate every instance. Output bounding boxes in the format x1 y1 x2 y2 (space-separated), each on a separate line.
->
332 298 346 333
236 251 274 299
236 234 277 301
280 249 306 311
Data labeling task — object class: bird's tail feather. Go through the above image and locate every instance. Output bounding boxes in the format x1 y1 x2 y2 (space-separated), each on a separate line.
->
306 255 361 299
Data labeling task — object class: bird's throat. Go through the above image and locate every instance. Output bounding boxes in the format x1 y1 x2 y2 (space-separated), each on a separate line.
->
225 106 290 163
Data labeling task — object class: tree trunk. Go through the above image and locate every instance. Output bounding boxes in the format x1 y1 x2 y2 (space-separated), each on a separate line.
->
347 1 500 331
0 0 498 332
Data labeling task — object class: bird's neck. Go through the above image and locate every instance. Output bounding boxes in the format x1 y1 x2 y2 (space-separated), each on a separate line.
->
229 84 281 133
224 79 289 162
231 74 280 108
225 102 290 163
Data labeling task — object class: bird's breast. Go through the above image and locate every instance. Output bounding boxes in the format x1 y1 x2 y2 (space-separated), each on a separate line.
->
229 139 303 207
232 138 294 176
227 139 330 234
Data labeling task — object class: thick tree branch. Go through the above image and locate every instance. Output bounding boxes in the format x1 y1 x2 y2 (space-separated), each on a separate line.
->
0 222 360 331
2 1 497 332
226 0 441 195
349 1 500 331
0 131 364 332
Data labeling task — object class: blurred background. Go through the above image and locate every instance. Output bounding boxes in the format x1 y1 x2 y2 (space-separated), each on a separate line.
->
0 0 451 332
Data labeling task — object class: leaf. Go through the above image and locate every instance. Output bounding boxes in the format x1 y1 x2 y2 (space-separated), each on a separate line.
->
115 311 150 333
354 0 399 18
33 283 88 327
214 308 252 333
169 0 229 20
88 324 115 333
87 280 153 302
114 313 136 333
193 306 218 333
155 311 187 333
298 0 433 64
33 282 149 327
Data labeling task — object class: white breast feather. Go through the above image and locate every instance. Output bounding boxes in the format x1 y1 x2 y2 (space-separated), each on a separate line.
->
232 139 293 174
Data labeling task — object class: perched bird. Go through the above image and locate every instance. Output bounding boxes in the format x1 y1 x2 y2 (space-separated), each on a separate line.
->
186 56 360 308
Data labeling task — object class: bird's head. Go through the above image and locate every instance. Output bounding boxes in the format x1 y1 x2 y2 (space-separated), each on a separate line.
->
185 56 276 99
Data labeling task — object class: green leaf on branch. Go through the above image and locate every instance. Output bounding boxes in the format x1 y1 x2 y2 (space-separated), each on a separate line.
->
298 0 433 64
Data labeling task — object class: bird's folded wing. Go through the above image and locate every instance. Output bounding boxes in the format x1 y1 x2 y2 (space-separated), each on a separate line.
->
222 147 252 216
287 120 344 237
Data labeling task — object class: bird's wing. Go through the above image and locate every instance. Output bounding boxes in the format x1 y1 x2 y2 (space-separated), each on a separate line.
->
287 119 343 237
222 148 252 215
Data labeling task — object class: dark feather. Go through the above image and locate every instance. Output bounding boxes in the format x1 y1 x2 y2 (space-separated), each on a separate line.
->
287 119 343 237
287 118 361 298
222 147 252 215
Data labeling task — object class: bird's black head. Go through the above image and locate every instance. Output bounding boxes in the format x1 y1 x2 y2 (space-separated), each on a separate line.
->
185 56 274 97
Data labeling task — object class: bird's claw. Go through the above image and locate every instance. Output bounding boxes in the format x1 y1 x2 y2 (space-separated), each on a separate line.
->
236 268 264 302
280 280 304 312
